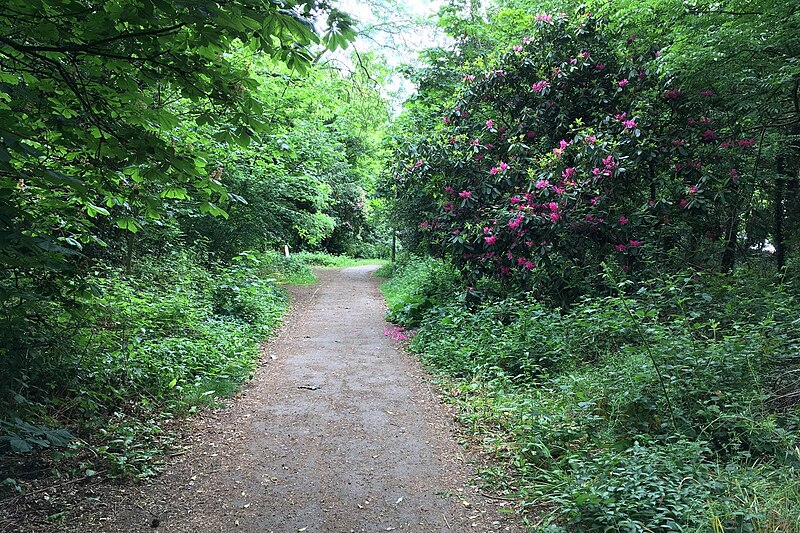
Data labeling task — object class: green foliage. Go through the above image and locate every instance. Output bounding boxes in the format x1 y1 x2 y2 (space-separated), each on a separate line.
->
1 250 289 480
381 256 462 326
388 257 800 530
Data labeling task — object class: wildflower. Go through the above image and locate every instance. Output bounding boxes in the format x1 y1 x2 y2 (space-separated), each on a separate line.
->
459 190 471 199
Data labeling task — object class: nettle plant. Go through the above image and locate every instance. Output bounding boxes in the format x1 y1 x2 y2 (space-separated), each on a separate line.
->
396 14 753 302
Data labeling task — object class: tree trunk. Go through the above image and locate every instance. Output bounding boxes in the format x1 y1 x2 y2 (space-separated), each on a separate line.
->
775 156 786 271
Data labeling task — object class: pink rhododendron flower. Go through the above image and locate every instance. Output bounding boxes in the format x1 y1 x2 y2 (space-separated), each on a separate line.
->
738 138 755 148
688 185 699 195
618 216 629 225
550 212 560 222
672 139 685 146
590 196 600 205
702 129 717 142
443 117 450 123
486 119 494 129
569 57 577 65
595 63 606 70
525 130 537 139
680 198 689 208
730 168 739 180
614 112 627 121
535 13 553 22
615 244 627 252
553 186 565 194
490 167 500 175
664 87 683 100
419 220 430 230
700 89 714 96
548 202 559 212
584 135 597 144
629 240 643 247
603 155 617 169
444 186 454 193
513 45 523 53
524 261 536 270
484 235 497 245
562 167 576 179
415 160 423 167
623 119 637 129
618 78 629 87
499 161 509 171
459 190 471 199
531 80 550 93
536 179 550 190
443 202 455 212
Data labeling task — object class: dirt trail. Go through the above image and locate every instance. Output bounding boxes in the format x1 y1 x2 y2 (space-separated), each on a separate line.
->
90 266 522 532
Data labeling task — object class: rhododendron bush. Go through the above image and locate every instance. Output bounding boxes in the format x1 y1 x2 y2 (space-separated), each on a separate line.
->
388 14 753 303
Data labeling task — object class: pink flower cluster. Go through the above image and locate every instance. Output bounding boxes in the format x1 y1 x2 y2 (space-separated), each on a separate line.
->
384 325 413 342
531 80 550 93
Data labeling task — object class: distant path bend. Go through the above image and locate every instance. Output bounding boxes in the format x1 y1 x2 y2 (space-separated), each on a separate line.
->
97 265 521 532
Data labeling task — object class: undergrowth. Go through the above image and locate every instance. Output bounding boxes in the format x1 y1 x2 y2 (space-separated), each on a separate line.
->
0 249 291 492
382 256 800 532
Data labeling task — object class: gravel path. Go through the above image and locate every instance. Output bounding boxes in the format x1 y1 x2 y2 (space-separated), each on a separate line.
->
86 266 523 532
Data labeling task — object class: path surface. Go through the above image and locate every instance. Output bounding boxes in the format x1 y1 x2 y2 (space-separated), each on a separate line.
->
89 266 522 532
